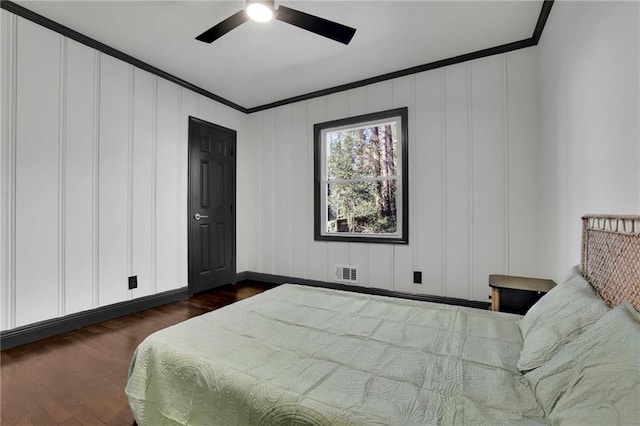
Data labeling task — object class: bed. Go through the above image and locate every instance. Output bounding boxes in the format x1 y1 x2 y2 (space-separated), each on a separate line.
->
126 215 640 425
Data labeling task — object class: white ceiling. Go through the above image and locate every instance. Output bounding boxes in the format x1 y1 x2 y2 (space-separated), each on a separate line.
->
15 0 544 109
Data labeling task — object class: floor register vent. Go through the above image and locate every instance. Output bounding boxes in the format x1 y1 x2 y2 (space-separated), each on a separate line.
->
335 265 358 284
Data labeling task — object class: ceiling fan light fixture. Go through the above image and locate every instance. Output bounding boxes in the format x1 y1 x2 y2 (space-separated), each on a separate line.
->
246 1 274 23
195 0 356 45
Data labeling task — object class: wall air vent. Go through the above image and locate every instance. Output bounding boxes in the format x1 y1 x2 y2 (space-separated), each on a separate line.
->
335 264 358 284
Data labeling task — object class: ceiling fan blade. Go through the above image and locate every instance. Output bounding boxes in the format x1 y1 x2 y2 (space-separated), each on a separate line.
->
275 5 356 45
196 10 250 43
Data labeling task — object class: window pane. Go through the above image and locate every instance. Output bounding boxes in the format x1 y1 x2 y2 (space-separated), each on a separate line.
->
315 107 408 244
327 123 398 180
326 180 397 234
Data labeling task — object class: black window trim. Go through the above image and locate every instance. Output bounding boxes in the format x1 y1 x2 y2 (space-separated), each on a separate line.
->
313 107 409 244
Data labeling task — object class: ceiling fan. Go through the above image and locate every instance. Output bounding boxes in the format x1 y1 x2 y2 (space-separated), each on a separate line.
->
195 0 357 45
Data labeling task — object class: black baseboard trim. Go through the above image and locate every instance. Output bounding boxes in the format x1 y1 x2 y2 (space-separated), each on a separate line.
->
0 288 190 350
238 271 491 310
235 271 249 282
2 272 490 350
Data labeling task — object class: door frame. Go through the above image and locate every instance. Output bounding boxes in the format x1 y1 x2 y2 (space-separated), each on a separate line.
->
187 116 237 295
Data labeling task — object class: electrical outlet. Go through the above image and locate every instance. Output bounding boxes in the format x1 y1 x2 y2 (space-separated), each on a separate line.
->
413 271 422 284
128 275 138 290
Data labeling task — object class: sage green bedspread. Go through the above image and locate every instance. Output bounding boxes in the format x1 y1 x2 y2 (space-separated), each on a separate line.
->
126 284 546 425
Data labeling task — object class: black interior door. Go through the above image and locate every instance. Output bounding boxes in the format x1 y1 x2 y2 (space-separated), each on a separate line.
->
188 117 236 294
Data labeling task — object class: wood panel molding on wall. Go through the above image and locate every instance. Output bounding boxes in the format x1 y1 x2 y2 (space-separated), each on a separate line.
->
151 75 158 296
502 56 510 276
0 10 246 332
92 50 101 309
127 66 135 301
57 36 68 317
245 50 540 302
1 10 18 331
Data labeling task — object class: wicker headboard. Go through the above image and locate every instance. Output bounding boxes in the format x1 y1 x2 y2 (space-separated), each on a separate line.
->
581 215 640 311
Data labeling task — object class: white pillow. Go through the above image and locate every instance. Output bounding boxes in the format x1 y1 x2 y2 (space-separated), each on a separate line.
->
517 267 609 371
525 301 640 423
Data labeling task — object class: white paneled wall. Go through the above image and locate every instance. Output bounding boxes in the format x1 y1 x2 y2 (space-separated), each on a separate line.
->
98 54 131 307
131 68 156 300
14 17 61 325
306 98 329 282
0 12 246 330
1 10 17 331
470 56 507 301
155 80 181 294
444 64 472 300
65 39 97 315
506 49 539 277
0 8 545 331
245 50 540 302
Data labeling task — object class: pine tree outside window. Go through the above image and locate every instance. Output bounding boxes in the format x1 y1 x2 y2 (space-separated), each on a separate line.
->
314 108 408 244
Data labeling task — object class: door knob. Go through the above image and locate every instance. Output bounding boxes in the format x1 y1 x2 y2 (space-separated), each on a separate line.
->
194 213 209 221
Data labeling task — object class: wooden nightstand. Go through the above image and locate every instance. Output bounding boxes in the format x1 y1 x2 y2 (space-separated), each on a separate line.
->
489 275 556 314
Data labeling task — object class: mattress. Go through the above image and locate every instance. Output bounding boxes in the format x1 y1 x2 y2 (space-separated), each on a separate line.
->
126 284 546 425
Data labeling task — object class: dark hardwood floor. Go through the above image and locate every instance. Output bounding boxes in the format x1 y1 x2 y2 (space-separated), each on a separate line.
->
1 281 277 425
